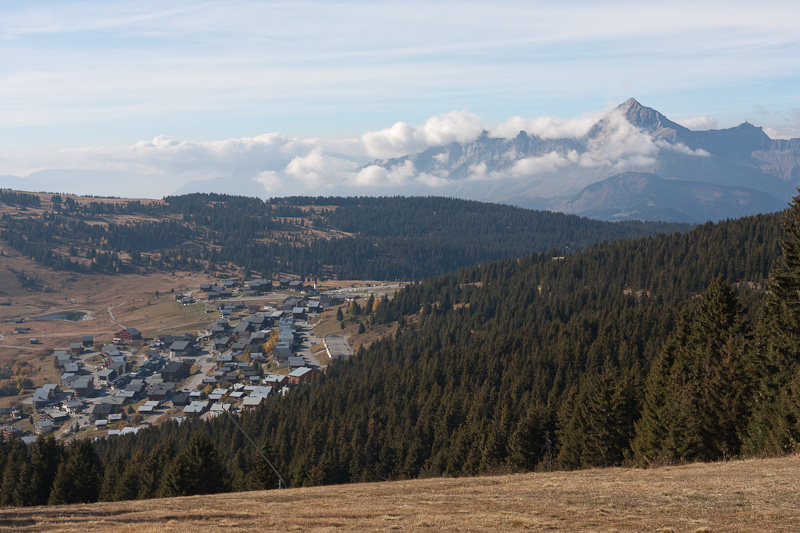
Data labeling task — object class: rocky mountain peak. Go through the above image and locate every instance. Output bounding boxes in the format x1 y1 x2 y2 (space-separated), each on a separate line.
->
615 98 686 137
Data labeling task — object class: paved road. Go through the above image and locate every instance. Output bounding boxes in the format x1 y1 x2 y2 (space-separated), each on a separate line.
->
182 349 217 392
323 283 403 295
294 321 324 368
323 334 354 360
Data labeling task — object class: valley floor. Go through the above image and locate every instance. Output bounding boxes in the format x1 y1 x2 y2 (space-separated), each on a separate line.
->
0 455 797 531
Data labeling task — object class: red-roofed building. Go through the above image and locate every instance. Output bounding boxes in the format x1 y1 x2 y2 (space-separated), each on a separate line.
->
113 328 141 343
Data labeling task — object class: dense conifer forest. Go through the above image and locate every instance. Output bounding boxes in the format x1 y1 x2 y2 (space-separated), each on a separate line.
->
1 194 799 506
0 193 686 278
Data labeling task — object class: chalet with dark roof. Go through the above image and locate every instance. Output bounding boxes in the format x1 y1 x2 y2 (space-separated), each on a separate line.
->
71 376 94 397
230 342 248 354
161 360 192 382
245 279 272 294
147 382 175 401
288 356 308 371
288 366 317 384
97 368 117 386
264 374 288 387
183 400 210 417
53 350 73 369
169 340 194 358
171 391 190 406
113 328 141 343
274 347 293 365
88 403 113 420
159 334 195 349
214 336 232 350
0 425 22 441
245 314 268 331
319 294 342 307
34 421 54 435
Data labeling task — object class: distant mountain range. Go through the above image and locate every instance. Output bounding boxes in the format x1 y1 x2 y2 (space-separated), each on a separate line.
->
3 99 799 222
368 99 798 221
524 172 787 224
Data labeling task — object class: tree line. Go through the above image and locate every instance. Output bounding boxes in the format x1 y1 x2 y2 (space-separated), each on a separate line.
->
2 198 797 506
0 193 689 280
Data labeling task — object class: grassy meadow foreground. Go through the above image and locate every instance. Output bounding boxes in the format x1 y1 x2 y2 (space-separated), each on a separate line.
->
0 455 797 532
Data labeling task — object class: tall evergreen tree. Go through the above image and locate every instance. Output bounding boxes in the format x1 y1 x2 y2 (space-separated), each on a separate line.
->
633 277 751 464
507 402 550 471
557 363 639 469
29 435 64 506
247 443 281 490
0 438 31 507
48 439 102 505
137 444 173 500
160 431 231 497
746 192 800 454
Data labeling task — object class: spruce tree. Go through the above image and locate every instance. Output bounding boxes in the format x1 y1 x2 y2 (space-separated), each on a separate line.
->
48 439 102 505
137 444 172 499
29 435 64 506
507 402 548 471
633 277 750 464
0 438 30 507
160 431 231 497
746 192 800 453
557 363 639 469
248 443 280 490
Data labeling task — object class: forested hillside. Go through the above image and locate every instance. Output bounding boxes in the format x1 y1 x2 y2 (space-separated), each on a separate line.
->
0 192 686 279
1 201 796 506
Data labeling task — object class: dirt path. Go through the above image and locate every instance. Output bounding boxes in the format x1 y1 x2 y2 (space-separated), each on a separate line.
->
107 303 126 330
0 343 38 351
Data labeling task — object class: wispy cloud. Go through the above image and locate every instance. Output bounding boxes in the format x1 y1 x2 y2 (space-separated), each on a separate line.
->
1 1 799 199
675 116 719 131
1 1 800 151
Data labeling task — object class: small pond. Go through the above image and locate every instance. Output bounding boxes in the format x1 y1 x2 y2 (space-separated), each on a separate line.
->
30 311 88 322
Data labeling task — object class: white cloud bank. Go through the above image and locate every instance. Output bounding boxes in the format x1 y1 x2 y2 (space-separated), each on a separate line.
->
0 105 721 199
360 111 486 159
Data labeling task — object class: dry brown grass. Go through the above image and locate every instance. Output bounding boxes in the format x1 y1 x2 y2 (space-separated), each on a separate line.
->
348 320 399 352
0 455 797 532
0 246 210 406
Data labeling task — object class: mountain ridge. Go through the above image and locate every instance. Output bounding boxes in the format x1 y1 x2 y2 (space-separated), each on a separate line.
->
521 171 788 223
364 98 798 220
4 99 799 222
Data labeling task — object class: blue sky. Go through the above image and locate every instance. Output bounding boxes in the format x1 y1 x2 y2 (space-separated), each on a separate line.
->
1 1 799 196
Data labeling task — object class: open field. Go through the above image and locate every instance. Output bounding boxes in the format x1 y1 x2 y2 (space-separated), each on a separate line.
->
0 237 405 412
0 245 212 407
0 455 797 532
